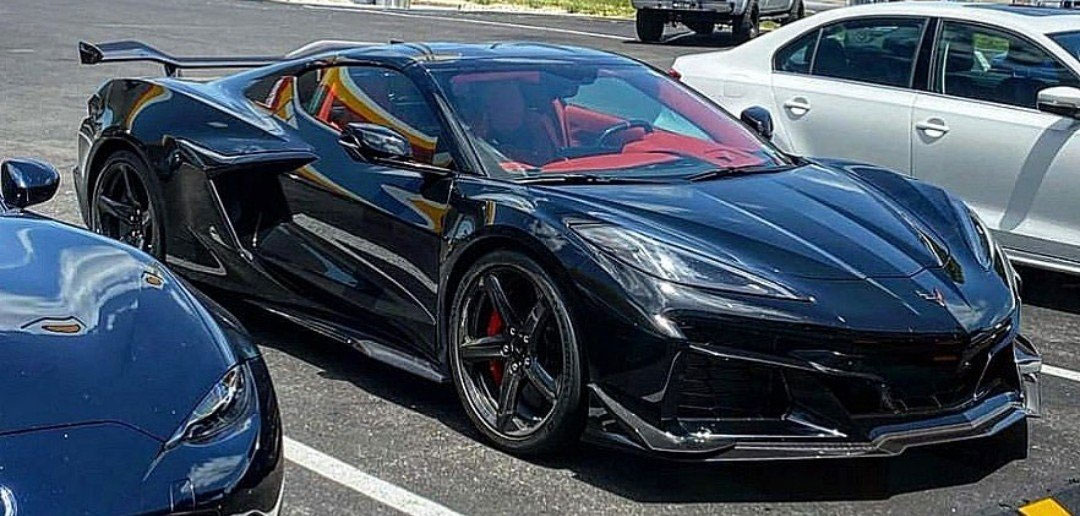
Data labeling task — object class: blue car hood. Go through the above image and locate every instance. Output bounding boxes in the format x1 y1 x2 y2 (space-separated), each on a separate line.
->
0 216 236 441
0 423 165 514
549 164 951 281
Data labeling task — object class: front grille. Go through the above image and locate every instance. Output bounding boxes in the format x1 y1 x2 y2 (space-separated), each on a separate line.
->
672 318 1014 422
675 353 788 420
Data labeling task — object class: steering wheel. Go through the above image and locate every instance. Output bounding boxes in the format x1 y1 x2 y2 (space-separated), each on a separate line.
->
596 119 654 147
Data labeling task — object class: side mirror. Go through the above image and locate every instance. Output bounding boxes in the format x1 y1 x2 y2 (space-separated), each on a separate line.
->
1 158 60 209
1037 86 1080 119
339 123 413 162
740 106 774 140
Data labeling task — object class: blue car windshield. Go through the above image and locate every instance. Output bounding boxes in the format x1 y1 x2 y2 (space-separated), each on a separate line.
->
431 64 789 179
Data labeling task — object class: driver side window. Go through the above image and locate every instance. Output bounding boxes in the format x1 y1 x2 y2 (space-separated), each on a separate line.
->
296 66 454 168
934 21 1080 109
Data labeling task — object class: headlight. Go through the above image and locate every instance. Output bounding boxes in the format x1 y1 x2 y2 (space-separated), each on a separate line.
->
571 223 803 300
166 363 254 448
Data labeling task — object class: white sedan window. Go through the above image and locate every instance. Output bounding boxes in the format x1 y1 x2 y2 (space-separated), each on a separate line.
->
935 21 1080 109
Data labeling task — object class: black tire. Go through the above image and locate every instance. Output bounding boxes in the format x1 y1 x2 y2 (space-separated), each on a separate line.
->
685 20 715 36
90 150 166 259
636 9 665 43
782 0 804 25
448 250 586 456
732 3 760 43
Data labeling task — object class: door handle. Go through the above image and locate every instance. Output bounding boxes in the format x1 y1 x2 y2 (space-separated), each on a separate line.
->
783 97 811 116
915 119 950 138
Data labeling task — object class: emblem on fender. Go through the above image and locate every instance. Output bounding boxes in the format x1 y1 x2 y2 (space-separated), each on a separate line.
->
918 288 947 307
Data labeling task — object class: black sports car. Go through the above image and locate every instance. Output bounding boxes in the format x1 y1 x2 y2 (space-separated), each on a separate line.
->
0 158 283 512
75 40 1040 460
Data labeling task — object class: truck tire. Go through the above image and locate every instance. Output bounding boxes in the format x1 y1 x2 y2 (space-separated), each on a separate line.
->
782 0 804 25
636 9 665 43
685 20 714 36
732 2 760 43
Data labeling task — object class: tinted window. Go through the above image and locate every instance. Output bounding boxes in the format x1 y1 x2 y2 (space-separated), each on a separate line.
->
811 17 926 88
936 22 1080 109
298 66 449 167
774 29 820 74
1051 31 1080 62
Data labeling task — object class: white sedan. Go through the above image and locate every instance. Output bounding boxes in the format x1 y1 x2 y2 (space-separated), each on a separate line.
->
674 2 1080 275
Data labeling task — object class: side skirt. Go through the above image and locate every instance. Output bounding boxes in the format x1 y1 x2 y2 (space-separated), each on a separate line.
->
251 302 448 383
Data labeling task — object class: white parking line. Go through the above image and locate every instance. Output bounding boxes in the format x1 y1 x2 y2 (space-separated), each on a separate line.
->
304 5 629 41
1044 364 1080 383
283 436 464 516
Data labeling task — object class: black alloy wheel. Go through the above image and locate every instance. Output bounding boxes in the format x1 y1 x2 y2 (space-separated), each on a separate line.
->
91 151 163 257
449 251 584 455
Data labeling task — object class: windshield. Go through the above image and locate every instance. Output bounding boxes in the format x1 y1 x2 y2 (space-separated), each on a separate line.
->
432 64 789 179
1051 31 1080 62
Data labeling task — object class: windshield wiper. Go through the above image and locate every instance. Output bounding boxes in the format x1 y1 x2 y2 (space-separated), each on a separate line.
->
517 173 671 185
686 164 797 182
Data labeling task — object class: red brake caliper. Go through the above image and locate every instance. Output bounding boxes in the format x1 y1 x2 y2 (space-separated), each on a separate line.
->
486 309 505 385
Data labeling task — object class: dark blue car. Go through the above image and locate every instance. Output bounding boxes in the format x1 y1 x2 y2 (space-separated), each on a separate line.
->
0 159 282 514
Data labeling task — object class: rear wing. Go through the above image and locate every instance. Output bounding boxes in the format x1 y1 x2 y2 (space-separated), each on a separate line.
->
78 40 372 77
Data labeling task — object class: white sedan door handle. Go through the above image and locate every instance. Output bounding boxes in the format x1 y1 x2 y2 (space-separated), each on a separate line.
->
783 97 811 116
915 119 950 138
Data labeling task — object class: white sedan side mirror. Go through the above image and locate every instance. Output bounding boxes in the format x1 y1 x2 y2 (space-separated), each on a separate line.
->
1036 86 1080 119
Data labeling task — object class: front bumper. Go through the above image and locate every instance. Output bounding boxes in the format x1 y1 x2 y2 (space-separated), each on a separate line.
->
583 328 1040 461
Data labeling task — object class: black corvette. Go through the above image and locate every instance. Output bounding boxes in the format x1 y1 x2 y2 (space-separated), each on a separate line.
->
75 39 1041 459
0 158 282 513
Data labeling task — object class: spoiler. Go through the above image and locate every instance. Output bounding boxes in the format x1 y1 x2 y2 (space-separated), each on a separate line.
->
78 40 373 77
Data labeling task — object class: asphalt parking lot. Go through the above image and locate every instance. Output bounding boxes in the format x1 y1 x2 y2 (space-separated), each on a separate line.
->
3 0 1080 513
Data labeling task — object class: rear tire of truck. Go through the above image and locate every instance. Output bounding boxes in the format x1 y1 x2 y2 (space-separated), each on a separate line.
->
732 3 759 43
782 0 804 25
636 9 665 43
685 20 714 36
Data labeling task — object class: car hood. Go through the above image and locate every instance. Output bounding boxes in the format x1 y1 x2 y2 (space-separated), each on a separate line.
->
0 216 237 441
0 423 166 514
547 163 951 281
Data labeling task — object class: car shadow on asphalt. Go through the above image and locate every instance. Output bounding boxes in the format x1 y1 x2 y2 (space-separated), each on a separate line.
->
214 294 1023 504
627 30 741 48
1017 266 1080 316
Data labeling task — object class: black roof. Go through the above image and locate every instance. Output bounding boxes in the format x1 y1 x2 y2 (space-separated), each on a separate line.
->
334 41 637 68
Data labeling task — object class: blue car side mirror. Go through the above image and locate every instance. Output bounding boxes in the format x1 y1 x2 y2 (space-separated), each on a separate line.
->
741 106 774 140
1 158 61 209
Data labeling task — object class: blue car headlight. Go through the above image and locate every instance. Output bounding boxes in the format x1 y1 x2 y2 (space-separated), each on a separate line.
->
166 362 254 448
570 223 803 300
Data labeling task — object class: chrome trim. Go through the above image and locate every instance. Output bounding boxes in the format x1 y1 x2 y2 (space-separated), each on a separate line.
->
1005 247 1080 276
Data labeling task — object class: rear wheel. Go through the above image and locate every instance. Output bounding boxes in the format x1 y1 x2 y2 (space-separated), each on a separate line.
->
636 9 665 43
732 3 760 43
90 151 165 258
449 251 585 455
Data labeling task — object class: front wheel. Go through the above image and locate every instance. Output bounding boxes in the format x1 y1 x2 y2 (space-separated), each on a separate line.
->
90 150 166 258
636 9 665 43
449 251 585 455
732 3 760 43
